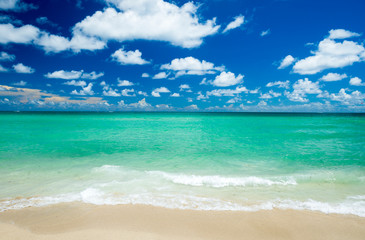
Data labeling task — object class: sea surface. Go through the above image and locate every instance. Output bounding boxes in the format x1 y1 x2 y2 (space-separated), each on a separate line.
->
0 112 364 216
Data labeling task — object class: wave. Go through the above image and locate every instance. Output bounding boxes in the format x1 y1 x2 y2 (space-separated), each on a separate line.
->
147 171 297 187
1 189 364 217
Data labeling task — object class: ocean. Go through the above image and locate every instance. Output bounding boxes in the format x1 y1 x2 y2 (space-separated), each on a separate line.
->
0 112 364 216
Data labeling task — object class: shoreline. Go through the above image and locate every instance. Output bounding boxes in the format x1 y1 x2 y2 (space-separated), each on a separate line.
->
1 203 364 240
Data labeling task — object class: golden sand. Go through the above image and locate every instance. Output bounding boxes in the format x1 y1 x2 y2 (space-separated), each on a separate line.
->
0 203 364 240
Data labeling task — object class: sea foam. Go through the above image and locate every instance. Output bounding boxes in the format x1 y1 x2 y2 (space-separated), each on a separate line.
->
1 191 365 217
147 171 297 187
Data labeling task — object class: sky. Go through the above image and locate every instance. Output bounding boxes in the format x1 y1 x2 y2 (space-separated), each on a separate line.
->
0 0 365 112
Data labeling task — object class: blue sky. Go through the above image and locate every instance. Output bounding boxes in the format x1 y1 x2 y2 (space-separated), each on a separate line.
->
0 0 365 112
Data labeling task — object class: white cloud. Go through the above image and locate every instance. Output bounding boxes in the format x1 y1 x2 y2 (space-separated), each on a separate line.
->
211 71 243 87
293 30 365 75
111 48 150 65
128 98 151 108
152 86 170 97
184 104 198 110
349 77 365 86
137 91 148 96
161 56 223 77
266 80 290 89
46 70 83 79
141 73 149 78
223 15 244 33
36 31 106 53
179 84 190 91
103 88 121 97
121 88 135 97
258 100 267 107
320 72 347 82
171 93 180 97
0 23 105 53
330 88 365 105
45 70 103 80
13 80 26 86
0 64 8 72
278 55 295 69
0 51 15 61
73 0 220 48
260 90 281 99
117 79 134 86
328 29 360 40
13 63 34 73
0 23 39 44
71 83 94 95
63 80 87 87
285 78 321 102
207 86 248 97
260 29 270 37
0 0 37 12
81 71 104 80
153 72 168 79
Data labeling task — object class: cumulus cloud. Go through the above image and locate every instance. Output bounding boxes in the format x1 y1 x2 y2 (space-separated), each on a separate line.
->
0 23 39 44
330 88 365 105
12 80 26 86
103 88 121 97
206 86 248 97
71 83 94 95
153 72 168 79
81 71 104 80
35 31 106 53
293 29 365 75
161 56 223 77
285 78 322 102
320 72 347 82
171 93 180 97
13 63 34 73
179 84 190 91
328 29 360 40
259 90 281 99
111 48 150 65
266 80 290 89
137 91 147 96
0 21 105 53
117 79 134 86
0 0 37 12
45 70 104 80
0 51 15 61
121 88 135 97
152 86 170 97
127 98 151 109
211 71 244 87
73 0 220 48
278 55 295 69
141 73 149 78
349 77 365 86
223 15 244 33
63 80 87 87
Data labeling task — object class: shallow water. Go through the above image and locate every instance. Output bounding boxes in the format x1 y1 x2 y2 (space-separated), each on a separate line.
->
0 112 364 216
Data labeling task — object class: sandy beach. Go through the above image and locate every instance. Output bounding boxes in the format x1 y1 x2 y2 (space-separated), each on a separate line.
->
0 204 364 240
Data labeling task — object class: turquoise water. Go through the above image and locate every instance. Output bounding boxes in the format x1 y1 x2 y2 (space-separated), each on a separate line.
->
0 112 364 216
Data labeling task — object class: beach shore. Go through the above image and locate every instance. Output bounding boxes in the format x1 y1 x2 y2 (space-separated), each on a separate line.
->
0 203 364 240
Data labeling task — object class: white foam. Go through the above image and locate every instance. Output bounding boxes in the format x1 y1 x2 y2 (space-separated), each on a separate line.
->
147 171 297 188
1 191 364 217
92 165 121 173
